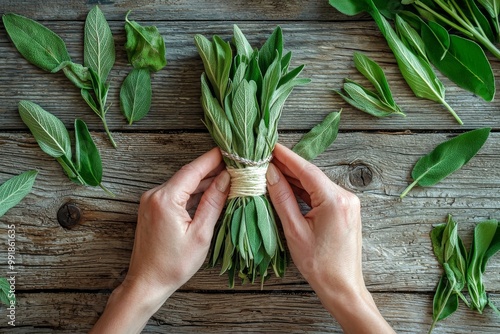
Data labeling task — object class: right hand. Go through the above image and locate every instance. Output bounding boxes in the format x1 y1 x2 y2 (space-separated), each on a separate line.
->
265 143 364 297
266 143 395 333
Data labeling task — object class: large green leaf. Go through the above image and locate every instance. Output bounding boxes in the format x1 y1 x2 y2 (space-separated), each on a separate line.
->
74 119 103 187
84 6 115 82
0 170 37 217
292 111 341 161
120 68 152 125
18 100 72 160
400 128 491 197
2 13 71 72
421 21 495 102
124 10 167 72
255 196 277 257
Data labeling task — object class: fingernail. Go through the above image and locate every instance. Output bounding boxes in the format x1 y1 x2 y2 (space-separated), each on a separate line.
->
216 171 230 192
266 163 280 186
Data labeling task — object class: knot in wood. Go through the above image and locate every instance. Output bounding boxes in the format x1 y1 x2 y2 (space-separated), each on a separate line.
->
348 164 373 188
57 203 81 229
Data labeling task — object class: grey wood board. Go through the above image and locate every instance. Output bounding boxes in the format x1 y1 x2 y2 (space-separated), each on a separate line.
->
0 291 499 333
1 22 498 131
0 132 498 291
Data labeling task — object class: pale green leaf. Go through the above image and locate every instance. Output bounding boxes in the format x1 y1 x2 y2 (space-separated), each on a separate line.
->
0 170 37 217
120 68 152 124
18 100 72 160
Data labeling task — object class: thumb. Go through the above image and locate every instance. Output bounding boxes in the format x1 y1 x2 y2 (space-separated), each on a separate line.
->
191 170 230 233
266 163 307 238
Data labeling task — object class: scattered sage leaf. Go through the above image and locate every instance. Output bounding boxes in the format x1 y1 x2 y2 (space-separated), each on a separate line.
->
400 128 491 198
18 100 72 160
0 170 38 217
74 119 103 187
2 13 71 72
124 10 167 72
0 277 15 307
421 20 495 102
120 68 152 125
292 110 341 161
430 275 459 332
84 5 115 82
61 62 92 90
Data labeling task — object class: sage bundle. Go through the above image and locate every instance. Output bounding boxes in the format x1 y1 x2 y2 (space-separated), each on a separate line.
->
195 25 310 287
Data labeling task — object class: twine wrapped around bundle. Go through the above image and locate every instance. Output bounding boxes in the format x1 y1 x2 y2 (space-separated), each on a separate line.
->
195 25 310 287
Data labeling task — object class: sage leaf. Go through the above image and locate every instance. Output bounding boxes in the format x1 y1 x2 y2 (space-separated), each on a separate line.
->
61 62 92 90
259 26 283 74
400 128 491 198
421 20 495 102
353 52 399 107
120 68 152 125
2 13 71 72
84 5 115 82
74 119 102 187
430 275 459 332
292 111 341 161
0 277 15 307
18 100 72 160
467 220 500 312
124 10 167 72
244 199 261 259
255 196 277 257
0 170 38 217
395 14 428 61
233 25 254 59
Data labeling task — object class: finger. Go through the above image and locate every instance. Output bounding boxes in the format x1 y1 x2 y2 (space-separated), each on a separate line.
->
272 155 297 180
192 176 216 195
191 170 230 236
273 143 340 206
166 147 223 195
266 163 309 239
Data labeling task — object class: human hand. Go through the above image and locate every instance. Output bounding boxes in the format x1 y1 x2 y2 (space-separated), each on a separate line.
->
91 147 230 333
266 143 394 333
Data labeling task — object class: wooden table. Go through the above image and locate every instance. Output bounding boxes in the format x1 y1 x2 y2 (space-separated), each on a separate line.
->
0 1 499 332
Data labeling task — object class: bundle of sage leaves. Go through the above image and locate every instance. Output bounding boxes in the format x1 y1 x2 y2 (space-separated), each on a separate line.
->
195 25 310 287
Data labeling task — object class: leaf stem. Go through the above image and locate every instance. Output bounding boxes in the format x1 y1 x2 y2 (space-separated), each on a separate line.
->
400 178 420 198
457 291 470 308
439 98 463 125
99 183 115 197
414 1 473 38
488 299 500 317
101 116 117 148
428 284 454 334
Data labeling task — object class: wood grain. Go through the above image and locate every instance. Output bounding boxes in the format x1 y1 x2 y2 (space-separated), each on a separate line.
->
1 291 499 333
0 132 498 292
1 22 499 132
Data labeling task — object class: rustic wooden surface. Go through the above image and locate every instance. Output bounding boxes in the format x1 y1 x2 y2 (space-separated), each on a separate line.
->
0 0 499 333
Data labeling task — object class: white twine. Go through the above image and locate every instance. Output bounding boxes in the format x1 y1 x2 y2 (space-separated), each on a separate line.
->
227 165 268 199
220 149 272 199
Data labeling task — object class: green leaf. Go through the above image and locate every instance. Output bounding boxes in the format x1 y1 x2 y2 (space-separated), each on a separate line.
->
395 15 428 61
258 26 283 74
0 277 15 307
0 170 37 217
431 275 459 327
477 0 500 19
120 68 152 124
353 52 399 107
124 10 167 72
292 111 341 161
84 6 115 82
231 79 258 158
328 0 370 15
400 128 491 198
421 21 495 102
467 220 499 312
255 196 277 256
233 24 253 59
2 13 71 72
18 100 72 160
61 62 92 90
74 119 103 187
244 199 261 259
336 81 403 117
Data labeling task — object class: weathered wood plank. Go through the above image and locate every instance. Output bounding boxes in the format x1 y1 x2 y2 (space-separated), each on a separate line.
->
1 22 499 132
0 291 499 333
0 0 355 21
0 132 498 291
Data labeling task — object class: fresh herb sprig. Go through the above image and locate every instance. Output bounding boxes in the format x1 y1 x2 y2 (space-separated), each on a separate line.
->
429 215 500 333
400 128 491 198
2 7 118 147
335 52 404 118
120 10 167 125
195 25 310 287
18 101 112 195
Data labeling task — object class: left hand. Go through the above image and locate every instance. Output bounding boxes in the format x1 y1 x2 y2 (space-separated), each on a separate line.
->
90 147 230 333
